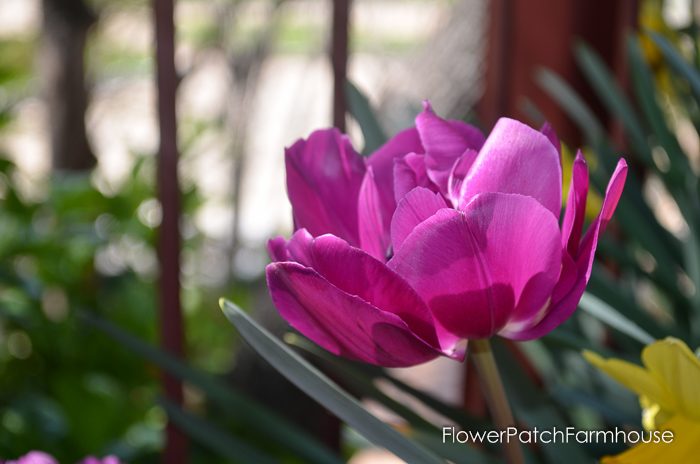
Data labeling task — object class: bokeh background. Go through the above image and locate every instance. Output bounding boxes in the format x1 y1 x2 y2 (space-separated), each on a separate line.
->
1 0 699 462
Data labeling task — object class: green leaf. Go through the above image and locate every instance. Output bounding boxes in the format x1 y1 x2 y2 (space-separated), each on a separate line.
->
219 299 445 464
411 430 499 464
550 386 638 426
285 334 499 463
574 42 654 168
346 80 387 154
159 399 279 464
542 328 615 356
587 267 679 340
535 69 606 147
650 32 700 102
81 312 342 464
627 35 691 184
373 368 491 435
578 293 655 345
285 333 436 430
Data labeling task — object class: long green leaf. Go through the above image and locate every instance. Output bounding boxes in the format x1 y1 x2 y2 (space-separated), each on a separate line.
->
346 80 387 154
220 299 445 464
285 334 436 431
81 312 342 464
627 35 691 183
575 42 653 168
650 32 700 102
587 267 680 340
160 399 279 464
535 69 606 147
285 334 499 463
578 293 655 345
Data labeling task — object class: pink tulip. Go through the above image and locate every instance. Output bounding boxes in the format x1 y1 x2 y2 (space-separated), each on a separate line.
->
3 451 58 464
2 452 121 464
268 102 627 367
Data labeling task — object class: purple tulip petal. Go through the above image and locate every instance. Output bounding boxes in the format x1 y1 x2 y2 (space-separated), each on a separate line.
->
499 252 576 337
6 452 58 464
267 262 444 366
577 159 628 279
358 168 390 260
390 187 447 252
268 236 290 262
366 127 423 220
81 456 120 464
458 118 562 218
393 153 434 201
506 159 628 340
270 233 445 348
100 458 121 464
390 193 562 340
561 151 589 256
447 149 478 205
415 102 485 194
540 122 561 156
285 129 365 244
285 228 315 264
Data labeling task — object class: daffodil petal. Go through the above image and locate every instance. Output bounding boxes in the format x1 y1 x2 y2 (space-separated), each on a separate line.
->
601 415 700 464
583 350 676 415
642 338 700 421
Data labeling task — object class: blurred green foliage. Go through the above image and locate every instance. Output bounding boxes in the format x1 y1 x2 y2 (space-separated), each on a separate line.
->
0 1 342 462
0 155 163 461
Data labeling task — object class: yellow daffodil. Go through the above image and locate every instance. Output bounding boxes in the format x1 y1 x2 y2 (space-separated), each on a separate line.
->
584 338 700 463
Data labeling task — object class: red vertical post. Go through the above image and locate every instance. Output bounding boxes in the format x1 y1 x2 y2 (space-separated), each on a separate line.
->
153 0 187 462
331 0 350 131
478 0 639 144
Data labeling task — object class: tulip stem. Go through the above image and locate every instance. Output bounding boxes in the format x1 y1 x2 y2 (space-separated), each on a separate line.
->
470 339 525 464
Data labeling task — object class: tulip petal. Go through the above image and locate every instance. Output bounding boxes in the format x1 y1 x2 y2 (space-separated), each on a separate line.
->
285 228 315 264
6 452 59 464
577 159 628 279
540 122 561 156
366 127 423 220
390 187 448 252
393 153 434 201
272 232 444 349
499 252 577 337
561 151 589 256
268 236 290 262
358 168 390 260
416 102 485 194
447 149 478 206
285 129 365 244
507 159 627 340
390 193 562 340
458 118 562 218
267 262 444 366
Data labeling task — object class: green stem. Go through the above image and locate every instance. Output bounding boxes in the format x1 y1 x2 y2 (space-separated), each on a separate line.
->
470 339 525 464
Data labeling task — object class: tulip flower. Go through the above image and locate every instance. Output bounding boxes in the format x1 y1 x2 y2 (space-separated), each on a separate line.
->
2 452 120 464
584 338 700 463
268 102 626 367
2 452 57 464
